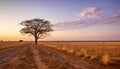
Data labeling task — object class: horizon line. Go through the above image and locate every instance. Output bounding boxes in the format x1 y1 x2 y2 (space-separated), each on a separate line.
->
1 40 120 42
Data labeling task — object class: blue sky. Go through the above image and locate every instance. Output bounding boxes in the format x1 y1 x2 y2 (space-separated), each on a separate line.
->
1 0 120 22
0 0 120 41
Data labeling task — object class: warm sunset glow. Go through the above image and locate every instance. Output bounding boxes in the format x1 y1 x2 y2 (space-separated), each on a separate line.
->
0 0 120 41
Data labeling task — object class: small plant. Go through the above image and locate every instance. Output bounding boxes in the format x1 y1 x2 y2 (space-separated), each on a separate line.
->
57 47 60 50
80 48 87 57
75 51 81 56
61 47 67 52
101 54 110 65
84 54 90 58
67 49 74 54
90 55 100 61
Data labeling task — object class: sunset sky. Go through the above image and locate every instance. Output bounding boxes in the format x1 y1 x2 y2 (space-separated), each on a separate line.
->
0 0 120 41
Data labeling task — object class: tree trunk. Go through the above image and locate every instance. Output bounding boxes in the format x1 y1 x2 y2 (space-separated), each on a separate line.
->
35 37 37 44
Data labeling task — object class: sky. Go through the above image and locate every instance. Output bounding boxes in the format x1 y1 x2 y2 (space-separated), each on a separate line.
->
0 0 120 41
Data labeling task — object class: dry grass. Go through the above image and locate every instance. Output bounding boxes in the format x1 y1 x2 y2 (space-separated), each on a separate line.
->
0 42 27 51
39 41 120 66
75 51 81 56
66 49 75 54
101 54 110 65
0 41 119 69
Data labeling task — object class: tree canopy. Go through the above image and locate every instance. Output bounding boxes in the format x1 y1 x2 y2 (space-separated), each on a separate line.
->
20 18 53 44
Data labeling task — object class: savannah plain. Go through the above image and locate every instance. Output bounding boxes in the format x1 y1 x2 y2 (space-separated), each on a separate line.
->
0 0 120 69
0 41 120 69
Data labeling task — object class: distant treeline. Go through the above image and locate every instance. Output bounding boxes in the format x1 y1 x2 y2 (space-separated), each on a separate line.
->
1 40 120 42
38 40 120 42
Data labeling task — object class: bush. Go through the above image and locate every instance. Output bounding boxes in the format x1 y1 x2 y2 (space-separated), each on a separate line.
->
19 40 23 42
101 54 110 65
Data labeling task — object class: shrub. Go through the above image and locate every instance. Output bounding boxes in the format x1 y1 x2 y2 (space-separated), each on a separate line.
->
19 40 23 42
67 49 74 54
75 51 81 56
101 54 110 65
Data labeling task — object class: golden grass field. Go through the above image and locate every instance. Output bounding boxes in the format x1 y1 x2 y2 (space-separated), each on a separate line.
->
0 41 120 69
39 42 120 66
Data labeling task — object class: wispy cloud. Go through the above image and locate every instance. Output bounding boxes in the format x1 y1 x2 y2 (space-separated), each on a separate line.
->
76 7 103 18
53 7 120 30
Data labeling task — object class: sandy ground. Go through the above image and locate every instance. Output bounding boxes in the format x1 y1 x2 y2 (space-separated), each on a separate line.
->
0 44 119 69
31 45 48 69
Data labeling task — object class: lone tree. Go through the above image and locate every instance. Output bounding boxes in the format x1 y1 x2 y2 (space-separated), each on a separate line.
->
20 18 53 44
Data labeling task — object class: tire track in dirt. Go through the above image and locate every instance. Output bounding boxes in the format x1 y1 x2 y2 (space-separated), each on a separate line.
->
44 46 88 69
0 44 30 69
37 46 77 69
41 46 120 69
0 44 31 61
31 45 48 69
0 43 119 69
37 46 95 69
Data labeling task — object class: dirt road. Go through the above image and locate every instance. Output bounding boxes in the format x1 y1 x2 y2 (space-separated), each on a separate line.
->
31 45 48 69
0 44 119 69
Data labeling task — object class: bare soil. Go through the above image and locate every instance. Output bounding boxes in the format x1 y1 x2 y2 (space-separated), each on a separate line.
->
0 44 119 69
